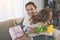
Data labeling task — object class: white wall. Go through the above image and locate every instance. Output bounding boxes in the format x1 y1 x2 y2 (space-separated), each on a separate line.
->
0 0 29 22
7 0 24 19
0 0 9 21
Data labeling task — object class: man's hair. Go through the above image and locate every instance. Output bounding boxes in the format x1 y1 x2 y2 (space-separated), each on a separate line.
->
25 2 37 8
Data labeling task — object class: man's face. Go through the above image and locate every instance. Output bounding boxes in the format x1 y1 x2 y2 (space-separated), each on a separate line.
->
25 4 37 17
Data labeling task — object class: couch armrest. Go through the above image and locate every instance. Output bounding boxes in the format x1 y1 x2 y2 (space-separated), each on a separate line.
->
0 19 15 40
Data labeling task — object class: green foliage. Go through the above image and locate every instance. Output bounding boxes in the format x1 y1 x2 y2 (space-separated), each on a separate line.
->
34 25 47 34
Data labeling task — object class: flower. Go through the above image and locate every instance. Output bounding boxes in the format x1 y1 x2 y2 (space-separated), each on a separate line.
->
34 24 54 35
46 24 53 34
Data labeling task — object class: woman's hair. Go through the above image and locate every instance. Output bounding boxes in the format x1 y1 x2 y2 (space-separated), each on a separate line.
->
30 14 40 24
39 8 52 23
25 2 37 9
30 8 52 24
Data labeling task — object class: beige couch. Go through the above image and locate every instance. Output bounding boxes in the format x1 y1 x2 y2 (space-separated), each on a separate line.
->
0 18 24 40
0 17 60 40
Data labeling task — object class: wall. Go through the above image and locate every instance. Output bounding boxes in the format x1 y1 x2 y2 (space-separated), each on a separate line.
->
0 0 29 22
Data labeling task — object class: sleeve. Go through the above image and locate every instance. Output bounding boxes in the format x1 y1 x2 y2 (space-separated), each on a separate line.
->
23 17 28 26
23 17 31 32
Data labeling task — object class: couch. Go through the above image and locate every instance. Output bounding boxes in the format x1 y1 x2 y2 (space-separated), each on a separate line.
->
0 18 24 40
0 17 60 40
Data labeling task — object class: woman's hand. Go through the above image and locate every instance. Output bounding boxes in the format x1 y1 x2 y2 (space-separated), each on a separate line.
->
27 27 34 34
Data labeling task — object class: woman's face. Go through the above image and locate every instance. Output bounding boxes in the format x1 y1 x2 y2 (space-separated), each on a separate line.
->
26 4 37 17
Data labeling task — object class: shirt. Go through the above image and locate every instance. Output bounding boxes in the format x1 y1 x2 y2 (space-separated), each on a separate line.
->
23 15 31 27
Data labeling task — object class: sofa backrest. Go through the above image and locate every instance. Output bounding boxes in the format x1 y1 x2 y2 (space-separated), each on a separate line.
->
14 17 24 25
0 19 14 40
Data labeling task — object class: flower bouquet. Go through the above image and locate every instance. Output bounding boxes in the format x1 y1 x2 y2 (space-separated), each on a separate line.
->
25 24 54 37
34 24 54 35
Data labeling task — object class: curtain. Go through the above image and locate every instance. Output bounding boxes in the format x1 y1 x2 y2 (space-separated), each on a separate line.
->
0 0 29 22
